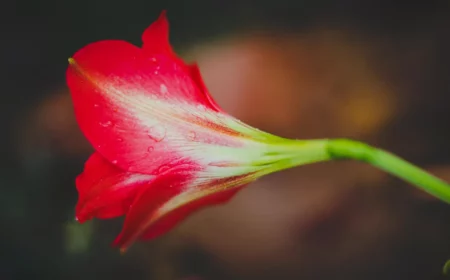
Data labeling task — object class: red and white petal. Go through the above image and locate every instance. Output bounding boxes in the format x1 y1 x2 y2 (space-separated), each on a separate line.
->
75 152 154 222
67 40 206 173
112 165 196 250
67 33 254 174
112 166 247 251
139 186 243 241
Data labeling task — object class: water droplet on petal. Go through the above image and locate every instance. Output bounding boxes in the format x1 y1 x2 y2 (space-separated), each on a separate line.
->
151 57 157 62
94 104 99 108
147 125 166 142
194 116 204 123
147 146 154 152
154 70 159 75
117 138 123 142
112 160 118 164
160 84 168 94
197 104 207 111
99 121 112 127
187 131 196 140
158 165 170 174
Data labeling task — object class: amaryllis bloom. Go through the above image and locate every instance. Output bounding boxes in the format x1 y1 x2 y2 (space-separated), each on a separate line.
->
67 11 450 252
67 11 326 251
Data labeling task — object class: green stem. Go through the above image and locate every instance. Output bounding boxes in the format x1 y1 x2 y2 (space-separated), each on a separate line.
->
269 138 450 270
325 139 450 204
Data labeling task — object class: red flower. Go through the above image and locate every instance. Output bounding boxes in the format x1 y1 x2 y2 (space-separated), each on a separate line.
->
67 11 324 251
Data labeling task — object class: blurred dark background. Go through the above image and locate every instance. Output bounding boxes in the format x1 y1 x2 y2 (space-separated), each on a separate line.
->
2 0 450 279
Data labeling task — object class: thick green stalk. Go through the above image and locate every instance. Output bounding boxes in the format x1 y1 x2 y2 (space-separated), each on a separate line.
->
324 139 450 204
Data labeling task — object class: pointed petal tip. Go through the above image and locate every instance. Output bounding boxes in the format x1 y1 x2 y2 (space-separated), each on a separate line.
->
141 9 171 55
149 9 169 32
158 9 167 18
154 10 168 25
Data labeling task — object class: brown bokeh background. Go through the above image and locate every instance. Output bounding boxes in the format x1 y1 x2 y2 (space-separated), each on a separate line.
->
2 1 450 279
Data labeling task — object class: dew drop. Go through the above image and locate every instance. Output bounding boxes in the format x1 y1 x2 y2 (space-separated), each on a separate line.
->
151 57 157 62
158 165 170 174
94 104 99 108
147 125 166 142
154 70 159 75
187 131 196 140
147 146 154 152
160 84 168 94
197 104 207 111
112 160 118 164
99 121 112 127
194 116 204 123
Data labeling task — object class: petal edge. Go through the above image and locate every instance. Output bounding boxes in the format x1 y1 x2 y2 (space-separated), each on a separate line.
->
75 153 154 222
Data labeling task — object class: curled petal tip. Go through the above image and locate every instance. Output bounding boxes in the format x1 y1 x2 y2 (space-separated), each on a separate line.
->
68 57 81 73
74 213 89 223
75 213 87 223
75 214 88 224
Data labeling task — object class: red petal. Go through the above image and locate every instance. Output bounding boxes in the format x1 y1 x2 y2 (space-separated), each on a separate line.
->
141 11 223 112
140 185 243 240
75 153 154 222
142 10 174 57
68 39 209 110
112 165 195 250
112 166 244 251
187 63 223 112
